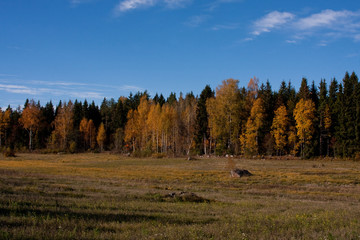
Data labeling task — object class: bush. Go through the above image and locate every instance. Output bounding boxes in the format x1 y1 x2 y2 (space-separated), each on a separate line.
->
69 141 77 154
152 152 166 158
354 152 360 162
3 147 15 157
132 149 152 158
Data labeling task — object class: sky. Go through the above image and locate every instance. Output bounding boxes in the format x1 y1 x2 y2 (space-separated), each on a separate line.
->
1 0 360 108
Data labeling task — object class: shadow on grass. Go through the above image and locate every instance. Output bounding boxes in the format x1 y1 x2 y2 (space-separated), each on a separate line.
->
0 206 215 225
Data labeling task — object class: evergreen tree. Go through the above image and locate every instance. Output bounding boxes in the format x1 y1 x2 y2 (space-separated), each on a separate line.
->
342 72 358 156
167 92 177 105
73 100 83 129
194 85 214 154
158 94 166 107
88 101 101 128
258 81 275 154
297 78 310 100
318 79 329 156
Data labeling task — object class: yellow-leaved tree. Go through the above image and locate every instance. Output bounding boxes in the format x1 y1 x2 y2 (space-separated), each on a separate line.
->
242 97 265 155
0 108 11 147
20 100 41 150
146 103 161 152
271 105 289 155
52 101 74 150
207 79 242 154
293 98 316 158
124 109 139 152
97 122 106 152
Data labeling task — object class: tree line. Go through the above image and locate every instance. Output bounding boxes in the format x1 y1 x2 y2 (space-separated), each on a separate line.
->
1 71 359 158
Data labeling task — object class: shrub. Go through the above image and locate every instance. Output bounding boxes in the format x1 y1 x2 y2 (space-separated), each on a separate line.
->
152 152 166 158
3 147 15 157
69 141 77 154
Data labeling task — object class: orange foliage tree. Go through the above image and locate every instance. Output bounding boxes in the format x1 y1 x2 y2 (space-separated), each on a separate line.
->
271 105 289 155
52 101 74 150
293 98 316 158
241 97 265 155
0 108 11 147
97 122 106 152
19 100 41 150
80 118 97 150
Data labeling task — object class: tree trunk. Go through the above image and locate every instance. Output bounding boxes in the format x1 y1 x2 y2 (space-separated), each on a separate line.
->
29 129 33 151
204 134 207 155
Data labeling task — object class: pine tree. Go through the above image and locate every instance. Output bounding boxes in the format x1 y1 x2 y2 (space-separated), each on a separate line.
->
297 78 310 100
318 79 329 156
258 81 275 154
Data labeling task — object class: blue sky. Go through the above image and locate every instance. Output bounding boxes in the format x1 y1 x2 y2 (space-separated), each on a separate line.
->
1 0 360 108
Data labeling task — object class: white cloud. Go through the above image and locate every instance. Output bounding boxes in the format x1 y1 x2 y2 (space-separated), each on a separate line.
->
0 84 38 95
115 0 156 12
212 23 239 31
114 0 190 13
206 0 242 12
164 0 191 9
185 15 209 27
0 74 17 77
252 11 295 36
293 9 360 42
296 10 352 30
117 85 145 92
243 37 253 42
249 9 360 43
355 34 360 42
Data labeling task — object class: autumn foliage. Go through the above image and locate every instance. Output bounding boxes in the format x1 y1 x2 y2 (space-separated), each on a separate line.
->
1 71 360 159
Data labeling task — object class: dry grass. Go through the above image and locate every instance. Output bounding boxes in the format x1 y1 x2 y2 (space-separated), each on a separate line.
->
0 153 360 239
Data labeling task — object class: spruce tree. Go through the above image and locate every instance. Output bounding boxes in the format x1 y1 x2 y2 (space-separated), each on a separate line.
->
194 85 214 154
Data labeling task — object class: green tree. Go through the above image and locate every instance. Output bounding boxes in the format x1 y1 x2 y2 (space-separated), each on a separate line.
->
194 85 214 154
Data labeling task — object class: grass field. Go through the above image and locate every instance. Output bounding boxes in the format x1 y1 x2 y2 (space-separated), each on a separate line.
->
0 153 360 239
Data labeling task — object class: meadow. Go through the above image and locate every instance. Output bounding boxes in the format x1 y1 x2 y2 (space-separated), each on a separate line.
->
0 153 360 239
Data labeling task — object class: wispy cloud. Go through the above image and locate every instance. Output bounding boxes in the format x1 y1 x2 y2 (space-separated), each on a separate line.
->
114 0 190 14
117 85 145 92
0 78 145 106
292 10 360 43
212 23 239 31
355 34 360 42
0 84 37 95
69 0 94 6
185 15 209 27
296 10 353 30
0 74 17 77
115 0 156 13
252 11 295 36
249 9 360 43
206 0 242 12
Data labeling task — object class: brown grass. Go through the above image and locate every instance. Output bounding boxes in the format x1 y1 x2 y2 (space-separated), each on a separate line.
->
0 153 360 239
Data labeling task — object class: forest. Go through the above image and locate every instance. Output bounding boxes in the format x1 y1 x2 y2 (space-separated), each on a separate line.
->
1 71 359 159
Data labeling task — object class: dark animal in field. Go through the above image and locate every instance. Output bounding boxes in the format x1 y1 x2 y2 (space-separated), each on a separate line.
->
230 169 253 177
